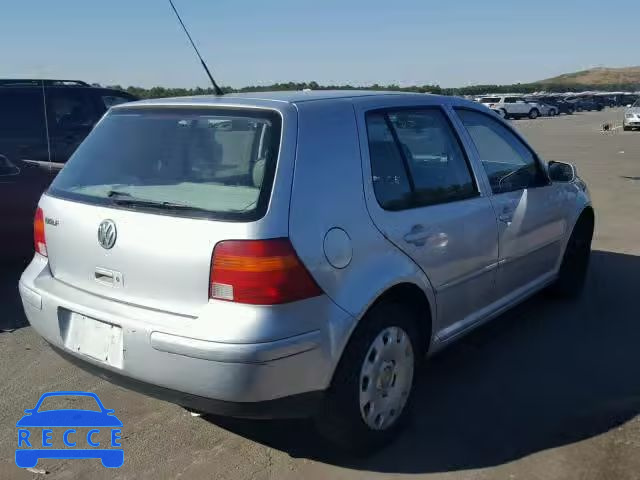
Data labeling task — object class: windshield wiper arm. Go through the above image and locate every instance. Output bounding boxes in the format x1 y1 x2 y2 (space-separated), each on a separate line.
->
107 189 132 198
106 190 207 212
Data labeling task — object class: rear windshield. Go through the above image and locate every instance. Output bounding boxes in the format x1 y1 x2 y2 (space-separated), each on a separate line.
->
49 107 282 221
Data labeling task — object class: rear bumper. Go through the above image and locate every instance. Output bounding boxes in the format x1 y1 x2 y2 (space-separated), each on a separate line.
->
19 255 355 415
50 343 324 418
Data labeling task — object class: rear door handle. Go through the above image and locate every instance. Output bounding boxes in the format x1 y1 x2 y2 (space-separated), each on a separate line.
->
403 225 430 246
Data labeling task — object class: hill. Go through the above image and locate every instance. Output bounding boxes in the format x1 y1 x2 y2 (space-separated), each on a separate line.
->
109 67 640 100
537 66 640 86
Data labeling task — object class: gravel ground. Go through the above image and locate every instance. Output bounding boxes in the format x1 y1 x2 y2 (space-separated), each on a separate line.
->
1 108 639 480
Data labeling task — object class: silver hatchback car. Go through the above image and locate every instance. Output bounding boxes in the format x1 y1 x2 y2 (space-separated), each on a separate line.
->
623 97 640 131
20 91 593 453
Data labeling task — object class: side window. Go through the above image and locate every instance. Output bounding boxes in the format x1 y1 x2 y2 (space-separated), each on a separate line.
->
504 97 515 104
0 90 46 138
0 89 47 164
455 109 547 194
366 108 478 210
388 110 477 206
365 113 412 210
47 89 98 131
101 95 131 109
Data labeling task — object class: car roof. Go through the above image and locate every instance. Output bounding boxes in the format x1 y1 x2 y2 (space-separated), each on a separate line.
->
113 90 495 116
0 84 134 96
123 90 433 107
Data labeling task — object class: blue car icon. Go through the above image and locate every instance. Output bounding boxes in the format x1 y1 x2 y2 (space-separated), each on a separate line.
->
16 391 123 468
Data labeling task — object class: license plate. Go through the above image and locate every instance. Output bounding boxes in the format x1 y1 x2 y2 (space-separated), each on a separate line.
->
64 313 123 368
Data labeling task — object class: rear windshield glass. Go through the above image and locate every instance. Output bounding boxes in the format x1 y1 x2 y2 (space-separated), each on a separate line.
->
49 107 282 221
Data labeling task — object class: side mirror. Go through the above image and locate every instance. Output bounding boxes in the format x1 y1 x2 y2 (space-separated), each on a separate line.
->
548 161 576 183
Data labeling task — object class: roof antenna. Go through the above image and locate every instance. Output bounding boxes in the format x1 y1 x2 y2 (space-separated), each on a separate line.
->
168 0 224 95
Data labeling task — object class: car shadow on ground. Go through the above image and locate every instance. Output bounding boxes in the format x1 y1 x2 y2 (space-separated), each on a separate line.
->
0 258 29 332
206 250 640 474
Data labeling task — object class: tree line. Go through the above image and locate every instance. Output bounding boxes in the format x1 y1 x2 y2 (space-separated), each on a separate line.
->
107 81 640 99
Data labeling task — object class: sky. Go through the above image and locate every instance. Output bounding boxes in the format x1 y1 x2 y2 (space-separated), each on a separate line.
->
1 0 639 89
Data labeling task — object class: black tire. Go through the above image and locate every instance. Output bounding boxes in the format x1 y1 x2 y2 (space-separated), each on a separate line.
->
549 213 593 298
315 301 422 455
623 126 631 132
528 108 539 119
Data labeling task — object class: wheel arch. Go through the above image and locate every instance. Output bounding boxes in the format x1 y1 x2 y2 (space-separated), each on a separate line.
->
556 204 595 271
571 205 595 240
366 282 434 355
329 279 435 377
577 205 595 229
324 279 435 392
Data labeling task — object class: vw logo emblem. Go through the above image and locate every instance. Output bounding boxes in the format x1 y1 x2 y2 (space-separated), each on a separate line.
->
97 220 117 250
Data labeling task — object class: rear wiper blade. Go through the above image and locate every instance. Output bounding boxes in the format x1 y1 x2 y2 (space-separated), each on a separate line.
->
106 190 207 212
107 190 136 200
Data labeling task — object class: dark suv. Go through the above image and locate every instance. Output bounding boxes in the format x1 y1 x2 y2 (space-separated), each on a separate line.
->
531 96 575 115
0 79 136 263
565 95 605 112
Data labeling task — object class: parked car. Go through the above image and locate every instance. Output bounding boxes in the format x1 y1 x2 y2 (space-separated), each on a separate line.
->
589 96 606 110
524 98 558 116
479 95 541 119
597 95 618 108
623 98 640 131
534 96 575 115
0 79 136 263
606 94 639 108
565 96 604 112
619 94 639 107
20 91 593 454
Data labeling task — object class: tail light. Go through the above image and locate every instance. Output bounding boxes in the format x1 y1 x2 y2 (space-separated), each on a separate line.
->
34 207 47 257
210 239 322 305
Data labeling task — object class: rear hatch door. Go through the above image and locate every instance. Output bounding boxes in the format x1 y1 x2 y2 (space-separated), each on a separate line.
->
42 105 286 317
